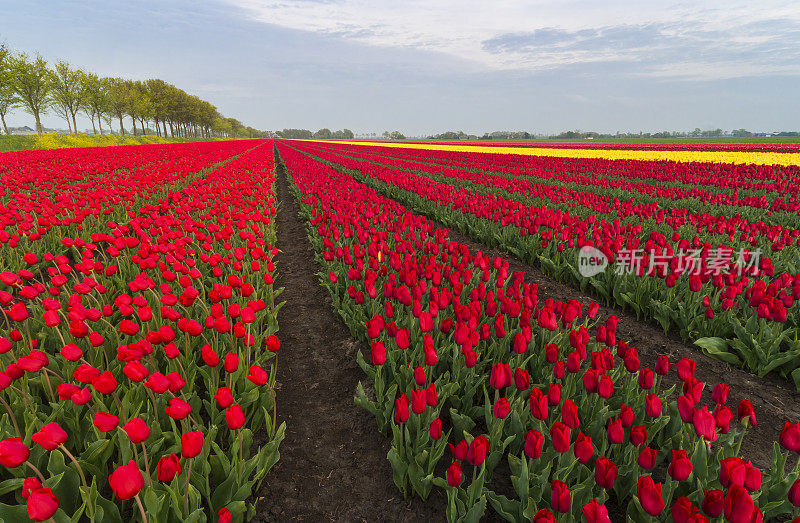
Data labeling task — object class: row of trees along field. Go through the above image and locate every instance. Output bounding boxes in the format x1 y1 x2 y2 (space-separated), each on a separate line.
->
0 43 267 138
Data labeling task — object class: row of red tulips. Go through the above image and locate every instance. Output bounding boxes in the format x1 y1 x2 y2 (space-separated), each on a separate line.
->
277 140 800 522
288 141 800 389
0 140 283 522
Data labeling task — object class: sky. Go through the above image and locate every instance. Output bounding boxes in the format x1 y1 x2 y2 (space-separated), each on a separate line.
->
1 0 799 136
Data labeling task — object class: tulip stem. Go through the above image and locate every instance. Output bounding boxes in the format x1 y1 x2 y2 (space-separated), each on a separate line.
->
134 494 148 523
25 461 47 484
237 429 243 483
60 447 94 521
142 444 152 488
184 459 193 516
0 396 21 438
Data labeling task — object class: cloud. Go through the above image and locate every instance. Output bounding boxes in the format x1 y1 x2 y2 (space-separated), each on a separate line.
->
224 0 800 79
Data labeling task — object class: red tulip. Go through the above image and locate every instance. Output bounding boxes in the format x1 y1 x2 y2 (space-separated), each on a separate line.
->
467 436 489 466
108 460 143 500
524 429 544 459
573 432 594 464
712 382 730 404
247 365 269 385
780 422 800 453
32 423 68 451
530 388 548 420
218 507 232 523
582 498 611 523
92 371 117 395
532 508 557 523
93 411 119 433
561 399 579 429
606 418 623 445
26 487 59 521
637 476 664 516
430 418 442 440
266 335 281 353
737 399 757 427
723 484 755 523
693 407 717 441
446 461 462 487
493 397 511 419
157 454 182 482
21 477 41 499
411 389 427 414
789 478 800 507
638 446 657 470
394 394 409 424
594 457 618 489
629 424 647 446
0 438 30 468
550 480 570 513
225 404 245 430
719 457 746 488
370 342 386 365
702 488 724 517
215 386 234 408
668 449 693 481
181 431 204 458
123 418 150 444
165 397 192 420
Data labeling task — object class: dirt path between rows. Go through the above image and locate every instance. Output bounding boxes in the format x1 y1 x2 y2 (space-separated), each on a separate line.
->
254 163 446 521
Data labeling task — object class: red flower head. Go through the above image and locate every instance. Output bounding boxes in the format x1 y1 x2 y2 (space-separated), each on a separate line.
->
668 449 693 481
32 423 68 451
637 476 664 516
394 394 409 424
108 460 143 500
157 454 182 482
582 498 611 523
165 398 192 420
225 404 245 430
93 411 119 433
467 435 489 466
594 457 618 489
0 438 30 468
123 418 150 444
26 487 59 522
550 480 571 513
247 365 269 385
550 421 570 453
702 488 724 517
181 431 204 459
446 461 462 487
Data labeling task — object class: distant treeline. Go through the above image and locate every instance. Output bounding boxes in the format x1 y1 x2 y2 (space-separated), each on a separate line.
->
277 128 355 139
0 41 267 138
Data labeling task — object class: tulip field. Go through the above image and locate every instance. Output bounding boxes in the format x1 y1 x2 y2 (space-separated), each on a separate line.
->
2 138 800 522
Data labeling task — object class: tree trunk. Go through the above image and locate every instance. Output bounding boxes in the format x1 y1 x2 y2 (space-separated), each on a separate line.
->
65 117 72 134
0 113 8 136
131 118 138 137
72 113 79 136
98 115 103 135
90 114 97 135
119 116 125 136
169 121 174 137
35 112 43 135
162 121 167 137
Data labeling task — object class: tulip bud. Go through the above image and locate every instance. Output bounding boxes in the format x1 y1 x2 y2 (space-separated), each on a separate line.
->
702 488 724 517
446 461 462 487
467 435 489 466
108 460 144 500
93 411 119 433
594 457 617 489
637 476 664 516
32 423 68 451
225 404 246 430
668 450 693 481
429 418 442 440
157 454 182 482
394 394 409 424
493 397 511 419
181 431 204 458
524 429 544 459
26 487 59 522
0 438 30 468
550 480 570 513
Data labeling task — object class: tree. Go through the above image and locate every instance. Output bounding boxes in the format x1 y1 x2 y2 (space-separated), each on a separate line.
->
105 78 128 135
10 52 51 135
80 72 109 134
0 43 20 135
315 128 332 139
390 130 405 140
49 61 84 134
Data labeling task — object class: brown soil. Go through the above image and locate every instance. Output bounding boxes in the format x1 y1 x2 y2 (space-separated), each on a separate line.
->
253 164 446 522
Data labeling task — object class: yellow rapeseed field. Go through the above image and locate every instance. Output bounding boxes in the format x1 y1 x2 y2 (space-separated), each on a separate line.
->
322 140 800 167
